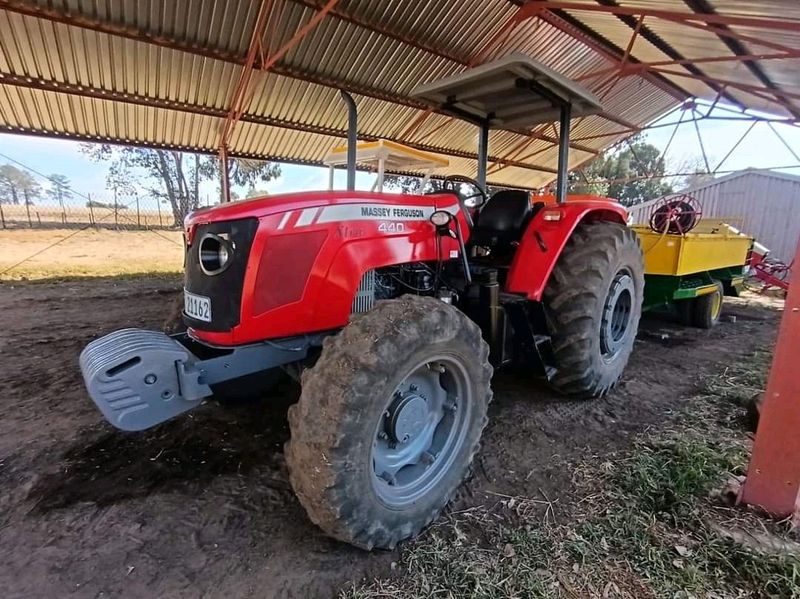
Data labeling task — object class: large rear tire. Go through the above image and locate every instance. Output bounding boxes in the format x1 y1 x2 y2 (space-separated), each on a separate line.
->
543 221 644 398
285 295 492 549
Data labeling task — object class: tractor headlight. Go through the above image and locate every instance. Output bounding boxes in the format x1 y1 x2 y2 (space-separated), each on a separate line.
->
430 210 453 227
199 233 233 275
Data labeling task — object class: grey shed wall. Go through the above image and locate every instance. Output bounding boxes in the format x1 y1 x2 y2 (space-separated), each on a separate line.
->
628 170 800 263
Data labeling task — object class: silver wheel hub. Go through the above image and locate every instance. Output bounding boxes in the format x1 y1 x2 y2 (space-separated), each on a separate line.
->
601 271 634 360
386 392 428 444
371 358 472 508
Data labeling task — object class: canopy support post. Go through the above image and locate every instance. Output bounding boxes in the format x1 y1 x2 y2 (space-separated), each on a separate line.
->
477 122 489 192
220 145 231 203
556 103 572 204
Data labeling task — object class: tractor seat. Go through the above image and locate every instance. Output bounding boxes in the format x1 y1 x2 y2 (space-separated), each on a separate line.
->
470 190 536 253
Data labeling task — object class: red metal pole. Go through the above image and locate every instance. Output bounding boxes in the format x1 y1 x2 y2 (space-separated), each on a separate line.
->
740 237 800 517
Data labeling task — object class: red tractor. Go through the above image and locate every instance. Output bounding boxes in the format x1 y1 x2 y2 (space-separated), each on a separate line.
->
80 55 643 549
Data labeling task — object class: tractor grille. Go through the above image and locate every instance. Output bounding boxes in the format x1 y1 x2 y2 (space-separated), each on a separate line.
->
184 217 259 332
351 270 376 314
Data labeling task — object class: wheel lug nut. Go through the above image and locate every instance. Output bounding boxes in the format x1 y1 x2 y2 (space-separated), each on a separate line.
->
378 431 388 440
444 401 457 412
401 434 410 443
409 384 418 392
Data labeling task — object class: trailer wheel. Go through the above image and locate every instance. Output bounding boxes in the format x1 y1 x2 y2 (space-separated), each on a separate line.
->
285 295 492 549
692 280 724 329
543 221 644 398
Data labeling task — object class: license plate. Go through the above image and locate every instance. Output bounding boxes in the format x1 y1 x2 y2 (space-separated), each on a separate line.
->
184 290 212 322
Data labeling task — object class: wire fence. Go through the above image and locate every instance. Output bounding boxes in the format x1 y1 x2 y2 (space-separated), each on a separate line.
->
0 190 225 230
0 194 193 230
0 152 220 231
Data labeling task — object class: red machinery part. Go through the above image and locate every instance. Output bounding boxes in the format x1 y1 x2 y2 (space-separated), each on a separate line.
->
749 251 792 293
648 194 703 235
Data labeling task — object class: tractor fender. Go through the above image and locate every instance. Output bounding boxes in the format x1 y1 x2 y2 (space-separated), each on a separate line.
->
505 200 628 301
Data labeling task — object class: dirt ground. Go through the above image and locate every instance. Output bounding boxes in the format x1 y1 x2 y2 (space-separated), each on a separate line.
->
0 276 781 598
0 229 184 280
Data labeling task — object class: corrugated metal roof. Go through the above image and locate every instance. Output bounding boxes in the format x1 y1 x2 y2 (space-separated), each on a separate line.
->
0 0 796 189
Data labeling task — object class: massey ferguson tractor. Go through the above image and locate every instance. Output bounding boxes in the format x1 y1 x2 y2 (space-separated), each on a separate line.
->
79 55 644 549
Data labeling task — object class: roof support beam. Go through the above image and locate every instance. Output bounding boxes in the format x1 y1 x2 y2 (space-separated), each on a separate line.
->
682 0 800 120
578 51 800 84
519 1 800 32
219 0 274 201
575 0 739 107
531 8 687 102
0 0 596 163
0 74 558 175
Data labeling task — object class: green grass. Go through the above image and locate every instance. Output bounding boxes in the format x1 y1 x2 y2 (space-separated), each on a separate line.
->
345 348 800 598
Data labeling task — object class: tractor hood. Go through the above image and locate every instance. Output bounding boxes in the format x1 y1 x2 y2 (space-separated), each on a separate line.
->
184 190 457 229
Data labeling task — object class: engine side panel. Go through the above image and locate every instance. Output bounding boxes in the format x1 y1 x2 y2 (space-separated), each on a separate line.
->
505 199 628 300
191 193 464 345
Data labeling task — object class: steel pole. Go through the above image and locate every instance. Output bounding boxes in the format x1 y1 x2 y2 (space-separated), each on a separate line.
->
220 146 231 203
556 103 572 203
477 122 489 192
740 237 800 516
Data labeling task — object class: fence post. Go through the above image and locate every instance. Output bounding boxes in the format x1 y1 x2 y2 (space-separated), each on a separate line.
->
136 196 141 229
87 193 96 227
157 199 163 228
0 203 5 229
25 200 32 228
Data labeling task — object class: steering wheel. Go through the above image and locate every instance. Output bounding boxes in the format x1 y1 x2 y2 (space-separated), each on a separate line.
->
440 175 487 211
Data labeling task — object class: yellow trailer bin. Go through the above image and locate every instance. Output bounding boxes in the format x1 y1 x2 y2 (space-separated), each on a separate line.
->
633 222 753 328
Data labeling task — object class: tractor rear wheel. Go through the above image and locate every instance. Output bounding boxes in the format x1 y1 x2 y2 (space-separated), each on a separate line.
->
543 221 644 398
285 295 492 549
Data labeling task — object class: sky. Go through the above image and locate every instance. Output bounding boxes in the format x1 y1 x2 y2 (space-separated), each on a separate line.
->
0 100 797 207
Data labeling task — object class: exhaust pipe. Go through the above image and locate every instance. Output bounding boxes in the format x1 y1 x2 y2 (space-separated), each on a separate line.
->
339 90 357 191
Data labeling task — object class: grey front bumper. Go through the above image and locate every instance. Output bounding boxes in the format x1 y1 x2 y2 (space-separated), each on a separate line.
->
79 328 317 431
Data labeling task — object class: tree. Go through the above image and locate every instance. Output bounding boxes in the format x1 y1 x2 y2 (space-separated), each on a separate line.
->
570 138 673 206
81 145 281 226
0 164 40 205
0 164 23 204
46 173 72 210
245 187 270 199
106 164 135 205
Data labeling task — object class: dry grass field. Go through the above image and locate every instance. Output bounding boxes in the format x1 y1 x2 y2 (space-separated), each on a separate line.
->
0 228 184 280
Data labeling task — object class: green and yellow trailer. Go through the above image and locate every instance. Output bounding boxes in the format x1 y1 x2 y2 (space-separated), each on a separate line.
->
635 221 754 328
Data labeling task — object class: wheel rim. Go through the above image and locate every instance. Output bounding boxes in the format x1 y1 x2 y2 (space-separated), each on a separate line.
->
711 290 722 321
370 355 472 509
600 270 635 361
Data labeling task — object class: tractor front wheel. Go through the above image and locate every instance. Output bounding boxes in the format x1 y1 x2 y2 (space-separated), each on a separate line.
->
543 221 644 398
285 295 492 549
